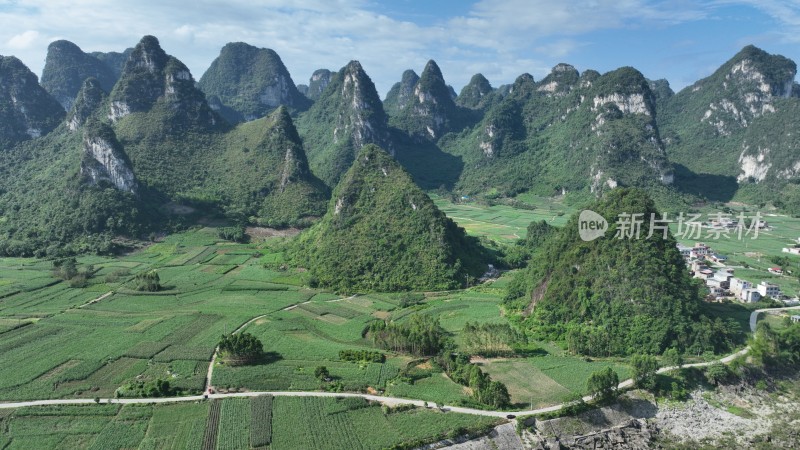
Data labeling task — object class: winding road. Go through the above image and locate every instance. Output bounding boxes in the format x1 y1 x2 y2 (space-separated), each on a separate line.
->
2 305 799 417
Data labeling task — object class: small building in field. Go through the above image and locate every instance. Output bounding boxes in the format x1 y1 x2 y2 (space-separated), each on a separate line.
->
791 315 800 323
782 247 800 256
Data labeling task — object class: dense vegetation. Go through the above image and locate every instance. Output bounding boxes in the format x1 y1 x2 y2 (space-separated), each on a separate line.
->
506 188 737 356
368 314 447 356
290 144 488 292
218 332 264 365
438 353 511 408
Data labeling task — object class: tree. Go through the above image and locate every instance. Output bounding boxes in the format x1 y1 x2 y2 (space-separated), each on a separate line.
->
134 270 161 292
631 354 659 390
314 366 330 380
483 381 511 408
662 347 683 368
705 363 730 386
218 332 263 365
587 367 619 402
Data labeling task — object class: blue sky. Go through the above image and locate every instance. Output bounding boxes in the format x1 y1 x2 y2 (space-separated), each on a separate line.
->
1 0 799 97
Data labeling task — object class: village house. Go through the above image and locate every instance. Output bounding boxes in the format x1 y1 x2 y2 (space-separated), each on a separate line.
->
782 246 800 256
730 278 752 296
757 281 781 299
741 288 762 303
709 253 728 263
792 315 800 324
677 243 692 258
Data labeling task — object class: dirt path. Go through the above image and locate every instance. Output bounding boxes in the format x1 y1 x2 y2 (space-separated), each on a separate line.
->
77 291 113 309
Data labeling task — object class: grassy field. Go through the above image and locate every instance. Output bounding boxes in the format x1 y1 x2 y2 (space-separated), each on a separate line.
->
0 398 500 450
7 194 800 447
431 195 575 244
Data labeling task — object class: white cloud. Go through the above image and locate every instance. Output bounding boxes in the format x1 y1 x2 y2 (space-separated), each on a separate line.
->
0 0 794 97
6 30 42 49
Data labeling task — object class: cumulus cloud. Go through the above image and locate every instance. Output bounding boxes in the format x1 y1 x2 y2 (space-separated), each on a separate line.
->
6 30 42 49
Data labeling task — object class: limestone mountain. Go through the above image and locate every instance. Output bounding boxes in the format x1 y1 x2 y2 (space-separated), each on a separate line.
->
658 45 800 206
390 60 463 141
66 78 107 131
305 69 333 101
40 40 117 111
198 42 310 123
90 48 134 80
80 120 138 194
383 69 419 115
0 55 64 149
0 37 328 256
441 64 675 203
295 60 392 186
290 144 487 292
108 35 217 129
456 73 496 110
506 188 734 356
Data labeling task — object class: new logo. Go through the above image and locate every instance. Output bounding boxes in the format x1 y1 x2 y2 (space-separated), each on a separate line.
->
578 210 608 241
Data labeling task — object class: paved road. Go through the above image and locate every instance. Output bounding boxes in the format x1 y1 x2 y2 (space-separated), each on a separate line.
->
1 305 796 417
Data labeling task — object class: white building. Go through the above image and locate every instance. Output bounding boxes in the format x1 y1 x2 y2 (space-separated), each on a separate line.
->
782 247 800 256
757 281 781 299
730 278 752 296
741 288 762 303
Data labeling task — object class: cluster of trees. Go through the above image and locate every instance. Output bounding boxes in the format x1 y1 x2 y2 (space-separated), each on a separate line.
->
339 349 385 363
461 322 528 357
436 353 510 408
134 270 161 292
749 321 800 367
52 258 95 288
119 378 177 398
218 332 263 365
217 226 247 243
368 314 447 357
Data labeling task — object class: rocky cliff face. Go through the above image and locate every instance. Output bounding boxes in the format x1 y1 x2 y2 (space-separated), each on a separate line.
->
537 63 579 96
657 45 800 206
335 61 392 152
40 40 117 111
296 60 392 186
66 78 106 131
306 69 333 101
0 55 65 148
394 60 460 140
443 64 674 199
198 42 309 123
697 47 796 136
80 123 138 194
108 36 216 128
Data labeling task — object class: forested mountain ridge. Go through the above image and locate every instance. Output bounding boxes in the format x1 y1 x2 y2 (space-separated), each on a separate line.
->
658 45 800 211
2 38 800 256
0 36 327 256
